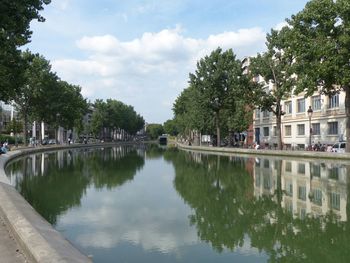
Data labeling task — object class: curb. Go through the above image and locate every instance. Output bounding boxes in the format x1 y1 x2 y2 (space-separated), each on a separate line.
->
0 142 141 263
176 142 350 161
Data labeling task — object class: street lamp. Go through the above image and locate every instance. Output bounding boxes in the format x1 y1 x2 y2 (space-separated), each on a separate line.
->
307 106 313 150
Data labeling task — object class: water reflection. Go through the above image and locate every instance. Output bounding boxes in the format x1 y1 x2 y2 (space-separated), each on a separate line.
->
5 146 350 262
169 150 350 262
6 146 145 224
254 158 348 221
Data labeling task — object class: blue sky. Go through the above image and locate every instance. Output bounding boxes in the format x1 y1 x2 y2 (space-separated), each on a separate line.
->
26 0 309 123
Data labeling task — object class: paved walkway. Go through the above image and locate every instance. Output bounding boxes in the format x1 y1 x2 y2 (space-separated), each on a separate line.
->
0 209 31 263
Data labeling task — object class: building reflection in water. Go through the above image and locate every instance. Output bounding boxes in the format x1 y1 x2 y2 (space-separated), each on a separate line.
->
254 157 348 221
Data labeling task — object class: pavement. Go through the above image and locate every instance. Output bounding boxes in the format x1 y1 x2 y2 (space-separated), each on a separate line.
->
0 208 31 263
0 145 97 263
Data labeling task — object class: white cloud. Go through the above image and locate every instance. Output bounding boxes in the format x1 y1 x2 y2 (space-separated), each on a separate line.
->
52 0 71 11
274 21 289 31
52 26 266 123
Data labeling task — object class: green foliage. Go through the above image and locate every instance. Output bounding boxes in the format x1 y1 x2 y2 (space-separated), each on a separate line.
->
91 99 145 138
146 123 164 140
174 47 254 145
249 27 296 149
0 0 50 102
0 134 23 144
286 0 350 151
163 119 179 136
5 119 23 134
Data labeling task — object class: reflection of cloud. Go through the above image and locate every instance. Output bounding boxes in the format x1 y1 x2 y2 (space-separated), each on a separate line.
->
59 161 198 254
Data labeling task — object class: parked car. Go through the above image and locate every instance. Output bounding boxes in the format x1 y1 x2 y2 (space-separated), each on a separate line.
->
48 139 56 145
331 142 346 153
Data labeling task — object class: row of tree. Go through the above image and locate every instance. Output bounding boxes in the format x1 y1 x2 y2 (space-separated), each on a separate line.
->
1 1 145 143
171 0 350 151
173 48 256 147
14 51 87 144
89 99 145 140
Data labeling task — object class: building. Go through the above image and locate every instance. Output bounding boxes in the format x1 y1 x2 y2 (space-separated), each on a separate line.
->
254 91 346 150
242 56 346 149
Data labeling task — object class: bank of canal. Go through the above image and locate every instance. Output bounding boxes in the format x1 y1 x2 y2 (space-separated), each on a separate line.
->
1 143 350 262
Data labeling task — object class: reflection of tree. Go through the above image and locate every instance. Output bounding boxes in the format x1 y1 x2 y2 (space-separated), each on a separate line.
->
145 144 166 160
168 150 254 252
167 151 350 262
88 147 144 189
15 152 90 225
7 146 145 225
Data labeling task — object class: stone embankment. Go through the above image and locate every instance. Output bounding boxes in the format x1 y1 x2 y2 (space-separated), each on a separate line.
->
0 142 133 263
177 142 350 161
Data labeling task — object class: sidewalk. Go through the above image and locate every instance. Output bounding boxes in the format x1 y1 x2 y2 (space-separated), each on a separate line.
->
0 208 31 263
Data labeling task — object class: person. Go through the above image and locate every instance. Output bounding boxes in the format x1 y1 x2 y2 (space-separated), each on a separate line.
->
83 137 87 144
1 143 7 154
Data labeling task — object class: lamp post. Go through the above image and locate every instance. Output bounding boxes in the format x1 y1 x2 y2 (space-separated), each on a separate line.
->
307 106 313 150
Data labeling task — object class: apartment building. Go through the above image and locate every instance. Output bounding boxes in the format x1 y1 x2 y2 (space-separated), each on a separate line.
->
243 54 347 150
254 91 346 149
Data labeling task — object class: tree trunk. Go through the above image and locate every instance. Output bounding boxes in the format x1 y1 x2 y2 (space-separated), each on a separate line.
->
216 111 220 147
276 114 282 150
346 87 350 153
276 103 283 150
23 113 28 146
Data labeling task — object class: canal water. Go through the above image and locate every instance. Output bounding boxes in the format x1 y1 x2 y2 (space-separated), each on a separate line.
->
5 145 350 263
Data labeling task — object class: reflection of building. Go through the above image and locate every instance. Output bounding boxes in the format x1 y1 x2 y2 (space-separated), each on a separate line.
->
254 158 348 221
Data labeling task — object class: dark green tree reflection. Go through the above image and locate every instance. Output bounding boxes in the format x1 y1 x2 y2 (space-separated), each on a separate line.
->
167 150 350 263
87 147 144 189
6 146 145 225
166 150 255 252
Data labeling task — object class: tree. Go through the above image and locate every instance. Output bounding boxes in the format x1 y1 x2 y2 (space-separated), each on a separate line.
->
287 0 350 151
189 48 249 147
0 0 51 102
173 84 208 142
91 99 144 140
249 28 296 150
163 119 179 136
146 124 164 140
14 51 55 144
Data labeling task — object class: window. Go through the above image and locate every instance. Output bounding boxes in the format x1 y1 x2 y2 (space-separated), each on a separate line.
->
329 94 339 108
312 95 322 110
263 110 269 118
285 125 292 136
263 175 271 190
297 124 305 135
329 167 339 180
311 164 321 177
298 163 305 174
297 98 305 113
328 122 338 135
312 123 321 135
330 192 340 210
312 189 322 206
273 126 277 136
285 101 292 114
255 109 260 118
286 181 293 196
263 127 269 136
285 161 292 172
264 159 270 168
298 186 306 201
